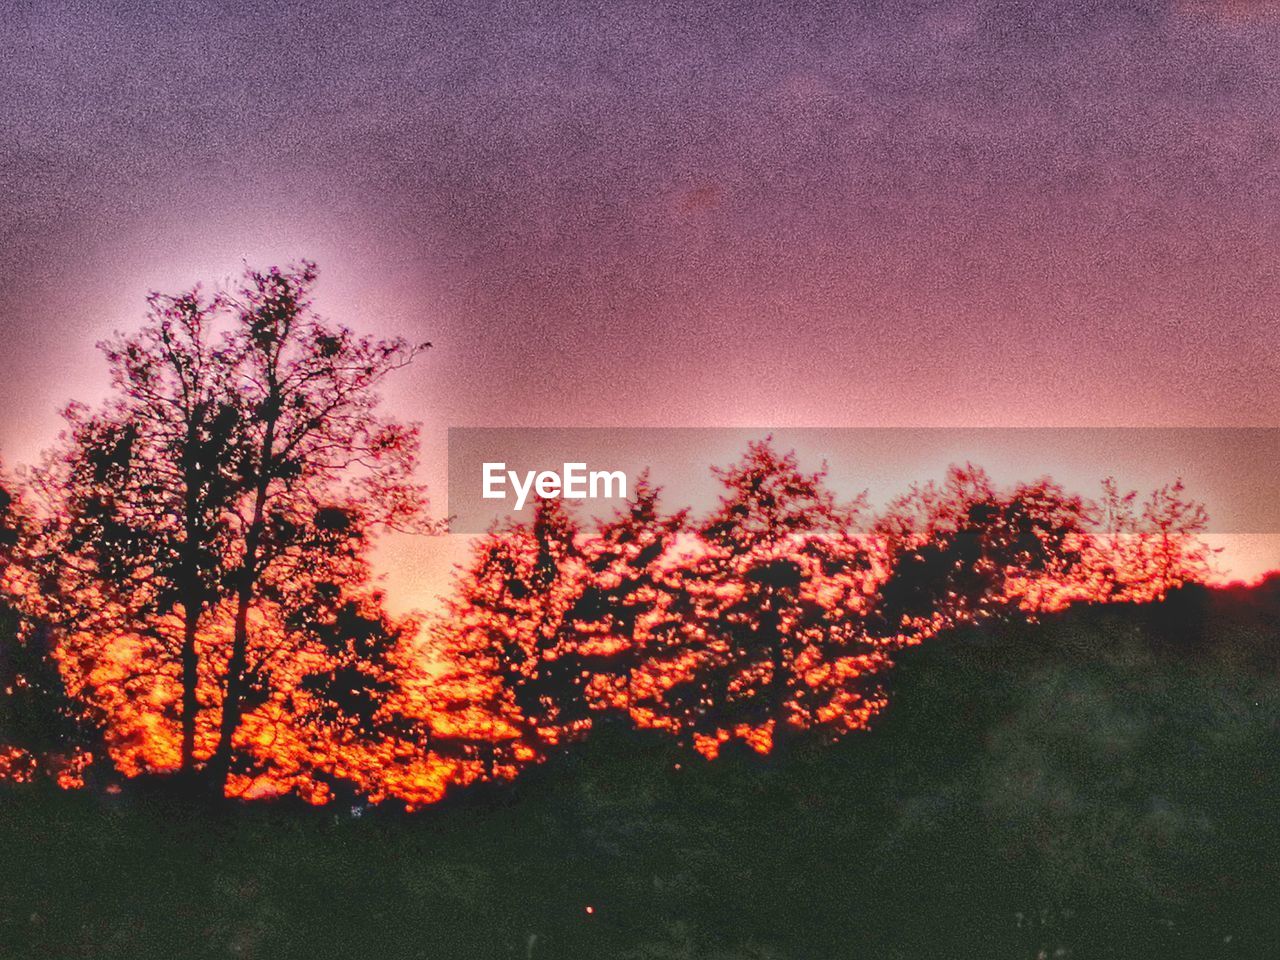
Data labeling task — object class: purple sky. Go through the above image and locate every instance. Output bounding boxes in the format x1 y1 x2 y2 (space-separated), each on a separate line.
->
3 0 1280 605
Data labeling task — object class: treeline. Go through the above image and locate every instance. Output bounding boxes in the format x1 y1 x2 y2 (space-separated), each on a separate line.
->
0 263 1212 807
426 449 1212 784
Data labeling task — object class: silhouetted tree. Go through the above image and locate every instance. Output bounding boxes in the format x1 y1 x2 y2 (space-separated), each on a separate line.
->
646 441 881 753
204 263 429 794
875 466 1089 637
433 499 589 777
36 289 240 778
274 582 430 805
40 263 433 797
1078 477 1212 602
572 474 687 719
0 474 102 785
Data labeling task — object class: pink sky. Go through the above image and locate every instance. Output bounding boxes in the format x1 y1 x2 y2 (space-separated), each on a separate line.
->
3 1 1279 611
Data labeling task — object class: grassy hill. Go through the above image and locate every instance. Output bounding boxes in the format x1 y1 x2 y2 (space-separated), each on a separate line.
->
3 584 1279 959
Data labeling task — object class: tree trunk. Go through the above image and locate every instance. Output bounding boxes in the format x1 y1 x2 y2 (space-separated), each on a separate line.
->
205 394 277 796
205 585 252 794
179 602 200 775
177 409 206 778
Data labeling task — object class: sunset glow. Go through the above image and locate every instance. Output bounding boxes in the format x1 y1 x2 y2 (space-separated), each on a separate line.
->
3 4 1279 957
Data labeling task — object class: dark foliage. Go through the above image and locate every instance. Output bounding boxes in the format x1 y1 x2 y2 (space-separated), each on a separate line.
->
3 586 1278 958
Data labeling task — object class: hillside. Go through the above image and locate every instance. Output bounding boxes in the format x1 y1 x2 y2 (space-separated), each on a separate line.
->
3 584 1279 959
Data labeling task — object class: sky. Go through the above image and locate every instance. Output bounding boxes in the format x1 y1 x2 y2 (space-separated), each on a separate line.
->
3 0 1280 609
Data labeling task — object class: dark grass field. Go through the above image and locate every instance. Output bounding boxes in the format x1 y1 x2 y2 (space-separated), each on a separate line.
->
4 586 1279 959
